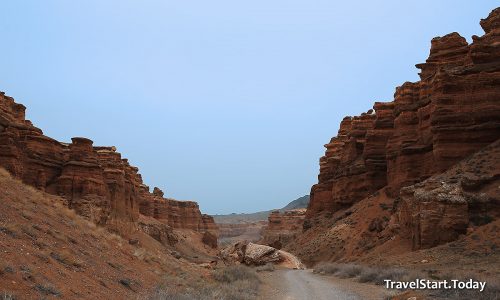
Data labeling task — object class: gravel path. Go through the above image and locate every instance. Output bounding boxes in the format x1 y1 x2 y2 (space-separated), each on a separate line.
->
259 269 388 300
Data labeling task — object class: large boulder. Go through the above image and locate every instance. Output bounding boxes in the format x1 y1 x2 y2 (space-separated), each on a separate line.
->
219 242 304 269
244 243 281 265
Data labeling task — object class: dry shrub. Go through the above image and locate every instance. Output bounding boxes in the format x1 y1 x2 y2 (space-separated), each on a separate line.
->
358 267 379 283
20 225 37 239
149 265 260 300
1 292 15 300
313 262 426 286
0 222 19 238
313 262 341 274
429 281 499 300
35 283 60 296
50 250 84 268
57 206 78 221
336 264 362 278
430 272 500 300
256 263 275 272
213 265 259 284
313 263 362 278
376 267 409 285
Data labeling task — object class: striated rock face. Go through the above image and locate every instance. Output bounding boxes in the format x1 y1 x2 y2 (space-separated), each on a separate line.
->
0 93 217 240
138 191 218 233
260 209 306 249
0 96 141 231
137 215 179 247
398 139 500 250
307 8 500 223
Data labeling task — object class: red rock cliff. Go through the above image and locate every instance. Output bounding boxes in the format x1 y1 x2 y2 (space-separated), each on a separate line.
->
308 8 500 220
0 93 217 238
260 209 306 249
139 187 218 234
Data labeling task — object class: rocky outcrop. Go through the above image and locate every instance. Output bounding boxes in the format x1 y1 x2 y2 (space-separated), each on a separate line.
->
260 209 306 249
307 8 500 222
138 188 218 236
0 96 141 232
398 139 500 250
0 93 217 240
137 215 179 247
219 242 304 269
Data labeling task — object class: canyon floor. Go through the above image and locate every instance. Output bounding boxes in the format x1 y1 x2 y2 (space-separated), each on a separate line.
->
259 269 389 300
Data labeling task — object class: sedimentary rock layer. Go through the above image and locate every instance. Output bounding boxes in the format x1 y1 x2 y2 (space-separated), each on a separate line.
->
139 188 218 233
308 8 500 219
260 209 306 249
398 139 500 250
0 93 217 237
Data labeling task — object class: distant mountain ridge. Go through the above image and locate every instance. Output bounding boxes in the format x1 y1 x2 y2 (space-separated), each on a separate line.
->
212 195 310 224
280 195 309 211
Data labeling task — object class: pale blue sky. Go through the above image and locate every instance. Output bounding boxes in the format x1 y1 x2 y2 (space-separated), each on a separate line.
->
1 1 497 214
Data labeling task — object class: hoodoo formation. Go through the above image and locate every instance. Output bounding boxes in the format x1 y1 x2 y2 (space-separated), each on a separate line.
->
284 8 500 264
0 93 218 243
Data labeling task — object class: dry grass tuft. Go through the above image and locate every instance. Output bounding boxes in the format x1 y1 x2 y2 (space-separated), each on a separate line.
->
256 263 275 272
313 262 499 300
50 250 84 268
336 264 362 278
313 262 341 275
149 265 260 300
1 292 16 300
35 283 60 296
0 221 19 238
313 262 424 285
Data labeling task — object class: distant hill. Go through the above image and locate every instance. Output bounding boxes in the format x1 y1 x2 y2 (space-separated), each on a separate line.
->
213 195 310 224
280 195 309 211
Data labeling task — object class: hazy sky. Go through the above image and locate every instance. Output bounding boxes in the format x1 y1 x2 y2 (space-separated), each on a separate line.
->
1 1 497 214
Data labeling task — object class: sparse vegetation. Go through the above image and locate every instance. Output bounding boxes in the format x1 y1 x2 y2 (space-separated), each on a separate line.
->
358 267 379 283
20 225 37 238
313 262 340 274
336 264 362 278
35 283 61 296
1 292 15 300
213 265 259 285
0 263 15 276
0 222 19 238
119 278 132 289
255 263 275 272
150 265 260 300
314 262 500 300
313 262 424 285
429 281 500 300
50 250 84 268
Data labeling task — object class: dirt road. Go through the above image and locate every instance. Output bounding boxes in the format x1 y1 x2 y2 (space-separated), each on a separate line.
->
259 269 389 300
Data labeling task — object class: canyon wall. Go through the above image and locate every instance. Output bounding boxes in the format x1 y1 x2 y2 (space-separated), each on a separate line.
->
306 8 500 249
217 222 267 245
139 187 218 233
0 93 217 240
260 209 306 249
398 139 500 250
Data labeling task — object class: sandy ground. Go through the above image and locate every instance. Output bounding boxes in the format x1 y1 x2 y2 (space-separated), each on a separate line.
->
259 269 390 300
